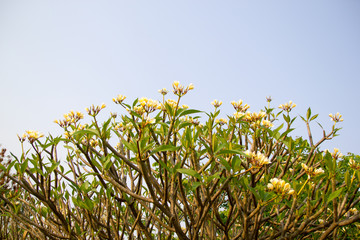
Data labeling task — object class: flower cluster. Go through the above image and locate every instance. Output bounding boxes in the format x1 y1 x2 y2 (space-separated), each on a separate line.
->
262 226 273 233
110 112 117 118
248 111 267 122
54 110 84 128
158 88 169 95
114 122 124 131
62 124 86 139
90 139 99 148
164 99 178 109
18 130 44 144
172 81 194 96
115 142 122 151
142 116 155 126
347 208 359 216
17 134 26 143
54 119 71 128
161 99 189 112
211 99 222 108
261 120 274 128
180 116 200 125
138 97 161 113
245 150 271 167
329 112 343 123
231 100 250 112
278 101 296 112
215 118 228 126
234 111 266 123
267 178 295 195
80 137 99 148
325 148 343 160
86 104 106 116
132 106 145 115
65 111 84 122
301 163 325 178
349 158 360 170
113 94 126 104
114 122 133 132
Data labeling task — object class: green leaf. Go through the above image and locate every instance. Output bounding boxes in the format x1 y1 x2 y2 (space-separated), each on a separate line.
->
0 163 6 172
327 188 343 204
84 198 94 211
157 159 171 173
206 172 221 183
72 196 79 207
165 102 174 116
283 137 294 151
106 187 113 200
142 142 155 153
238 177 249 190
310 114 318 121
80 182 91 193
290 116 297 125
248 187 260 199
231 155 242 172
121 139 138 153
178 122 193 130
139 136 150 152
177 168 201 180
90 158 102 171
345 170 350 188
213 110 221 119
274 132 281 140
20 159 28 174
152 145 181 154
178 109 202 118
47 161 60 174
103 156 113 171
129 110 142 119
102 117 112 138
280 128 294 139
218 149 246 157
185 128 192 146
219 157 231 171
283 114 290 123
6 160 16 172
72 129 100 137
306 107 311 120
271 123 284 139
174 161 182 172
175 108 186 117
63 145 74 151
132 98 139 107
258 188 269 201
191 182 202 190
324 151 334 172
74 222 81 235
14 162 20 173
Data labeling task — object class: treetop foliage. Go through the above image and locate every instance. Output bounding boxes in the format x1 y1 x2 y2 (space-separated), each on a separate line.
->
1 81 360 240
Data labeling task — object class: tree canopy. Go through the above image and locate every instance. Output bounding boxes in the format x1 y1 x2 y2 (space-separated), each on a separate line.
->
1 82 360 239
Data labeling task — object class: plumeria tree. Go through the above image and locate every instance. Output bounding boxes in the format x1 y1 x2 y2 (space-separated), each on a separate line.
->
1 81 360 239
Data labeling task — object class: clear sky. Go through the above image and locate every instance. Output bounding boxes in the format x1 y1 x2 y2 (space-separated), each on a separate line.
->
1 1 359 157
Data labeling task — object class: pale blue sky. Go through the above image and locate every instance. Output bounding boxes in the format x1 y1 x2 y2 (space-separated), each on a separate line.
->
1 1 359 156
